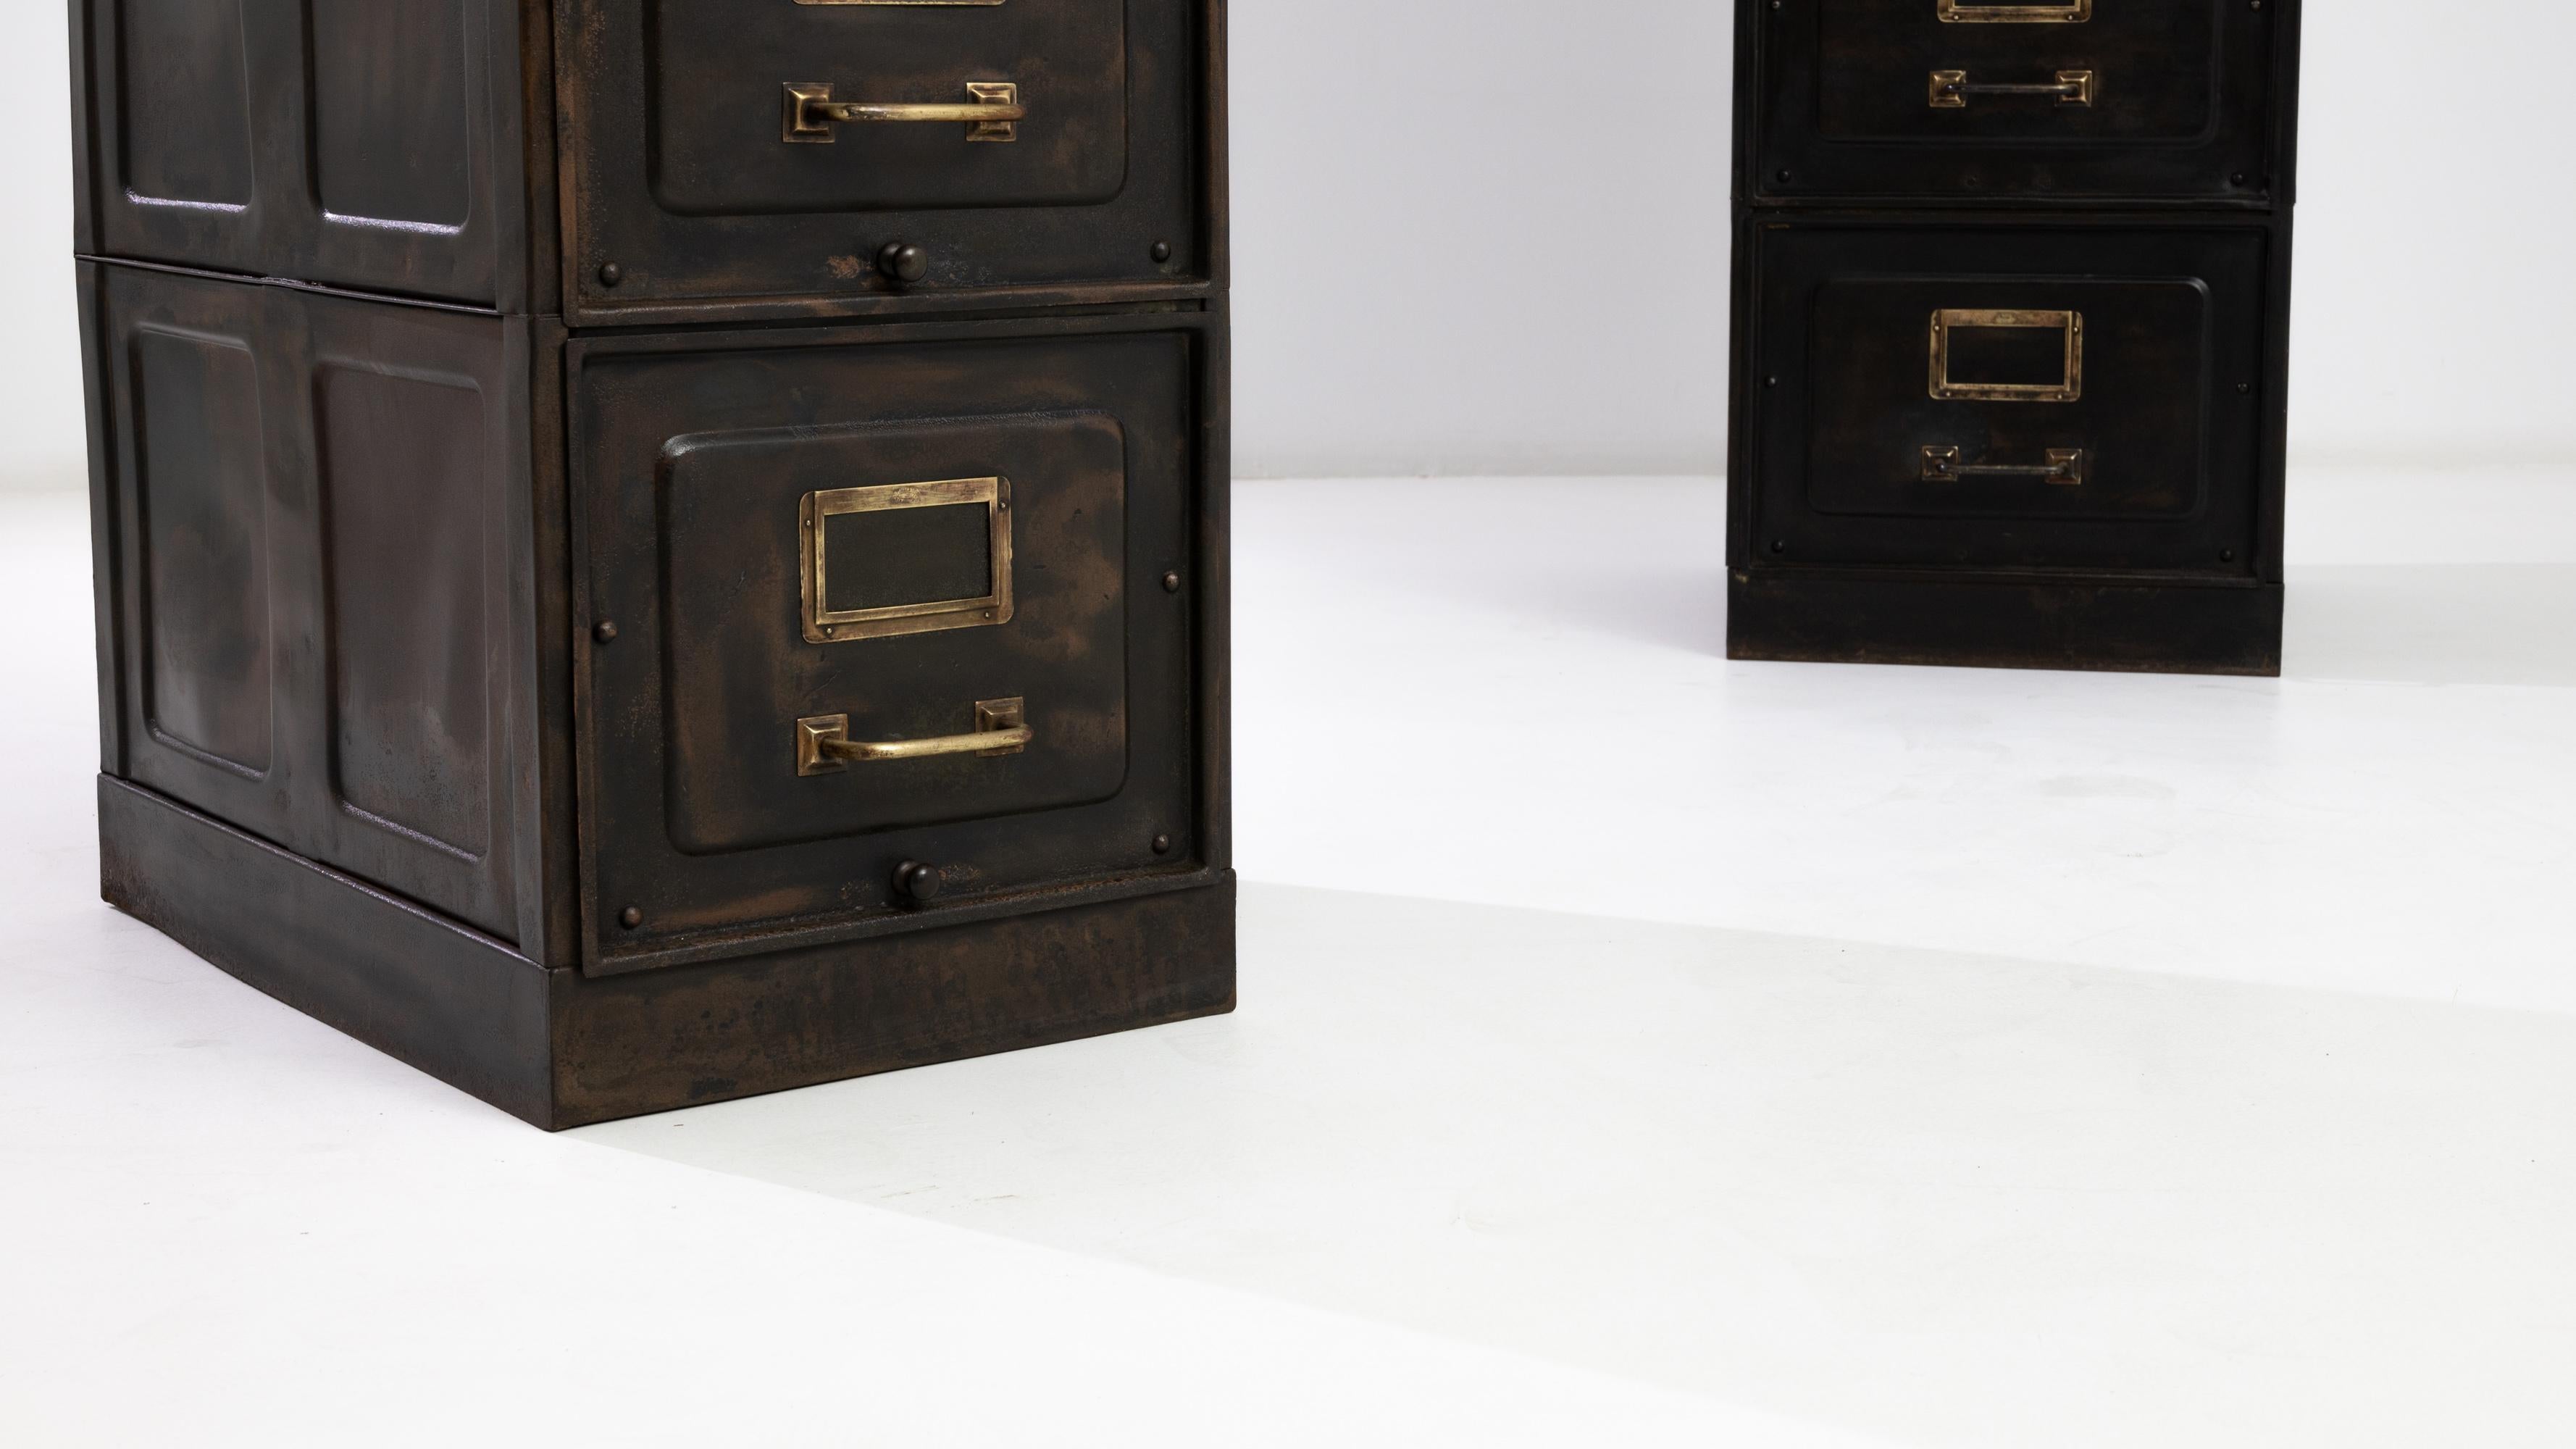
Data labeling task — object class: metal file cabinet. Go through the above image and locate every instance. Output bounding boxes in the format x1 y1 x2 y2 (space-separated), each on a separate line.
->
71 0 1234 1127
1728 0 2302 674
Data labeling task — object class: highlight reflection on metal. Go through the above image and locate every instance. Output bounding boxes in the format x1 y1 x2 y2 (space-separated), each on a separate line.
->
1928 69 2096 108
800 476 1013 643
1937 0 2091 21
1929 309 2083 403
782 81 1024 143
798 698 1032 777
1921 445 2086 486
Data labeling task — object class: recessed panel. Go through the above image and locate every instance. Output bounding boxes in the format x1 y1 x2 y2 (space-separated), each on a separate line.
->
311 0 474 227
118 0 255 207
658 414 1128 855
133 328 272 773
318 365 493 858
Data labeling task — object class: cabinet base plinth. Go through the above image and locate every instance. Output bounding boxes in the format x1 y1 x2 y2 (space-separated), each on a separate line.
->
99 776 1239 1130
1728 572 2283 677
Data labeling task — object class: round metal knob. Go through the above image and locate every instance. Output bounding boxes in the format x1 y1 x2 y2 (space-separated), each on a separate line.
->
878 242 929 284
892 861 944 903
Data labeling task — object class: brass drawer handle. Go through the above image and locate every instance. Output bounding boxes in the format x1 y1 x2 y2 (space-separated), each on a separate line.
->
1937 0 2091 21
1922 445 2086 486
797 698 1031 776
1929 69 2096 108
782 81 1024 143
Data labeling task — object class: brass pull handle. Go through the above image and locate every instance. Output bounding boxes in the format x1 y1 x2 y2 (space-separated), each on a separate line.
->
1929 70 2096 108
1937 0 2091 21
1922 446 2086 486
782 81 1024 143
797 698 1031 776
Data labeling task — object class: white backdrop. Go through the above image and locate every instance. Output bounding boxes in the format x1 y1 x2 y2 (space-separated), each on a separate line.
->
3 1 2569 486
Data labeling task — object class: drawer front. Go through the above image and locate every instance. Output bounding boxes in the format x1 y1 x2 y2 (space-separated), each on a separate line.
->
73 0 526 306
558 0 1218 325
1744 222 2270 573
572 316 1216 972
1752 0 2287 201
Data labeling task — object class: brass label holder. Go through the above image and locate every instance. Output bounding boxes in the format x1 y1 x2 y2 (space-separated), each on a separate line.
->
783 81 1024 143
1937 0 2091 21
800 476 1013 644
1929 309 2083 403
798 698 1032 777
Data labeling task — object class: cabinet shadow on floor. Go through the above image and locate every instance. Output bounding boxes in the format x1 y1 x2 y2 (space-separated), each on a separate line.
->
580 883 2576 1449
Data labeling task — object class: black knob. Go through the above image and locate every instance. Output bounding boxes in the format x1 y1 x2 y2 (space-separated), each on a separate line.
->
878 242 929 284
892 861 943 904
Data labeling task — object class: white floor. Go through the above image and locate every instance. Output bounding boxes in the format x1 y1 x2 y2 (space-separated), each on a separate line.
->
4 472 2572 1446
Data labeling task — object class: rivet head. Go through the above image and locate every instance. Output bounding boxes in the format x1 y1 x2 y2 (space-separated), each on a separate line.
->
598 262 624 287
1775 169 1793 183
1161 570 1183 593
618 906 643 930
1151 241 1173 262
593 620 619 644
1771 540 1788 555
893 861 943 903
1153 835 1174 855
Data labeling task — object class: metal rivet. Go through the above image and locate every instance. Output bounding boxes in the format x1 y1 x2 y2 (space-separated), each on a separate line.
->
2221 548 2238 562
1771 540 1788 555
1151 241 1173 262
593 620 618 644
1775 169 1793 183
1765 376 1780 388
2232 172 2250 186
1162 570 1183 593
598 262 624 287
1153 835 1173 855
2237 382 2253 394
619 906 643 930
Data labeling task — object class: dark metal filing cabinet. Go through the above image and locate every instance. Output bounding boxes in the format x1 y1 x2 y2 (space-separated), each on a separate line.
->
1728 0 2301 675
71 0 1234 1127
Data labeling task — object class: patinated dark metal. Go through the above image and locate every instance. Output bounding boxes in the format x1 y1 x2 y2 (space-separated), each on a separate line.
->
70 0 1235 1127
1728 0 2302 675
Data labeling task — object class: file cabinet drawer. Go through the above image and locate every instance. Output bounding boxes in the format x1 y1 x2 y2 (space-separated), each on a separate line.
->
558 0 1220 325
572 314 1218 972
1744 221 2272 574
1749 0 2288 201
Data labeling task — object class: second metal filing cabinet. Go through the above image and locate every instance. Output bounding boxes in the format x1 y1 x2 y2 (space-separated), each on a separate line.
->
71 0 1233 1128
1726 0 2302 675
